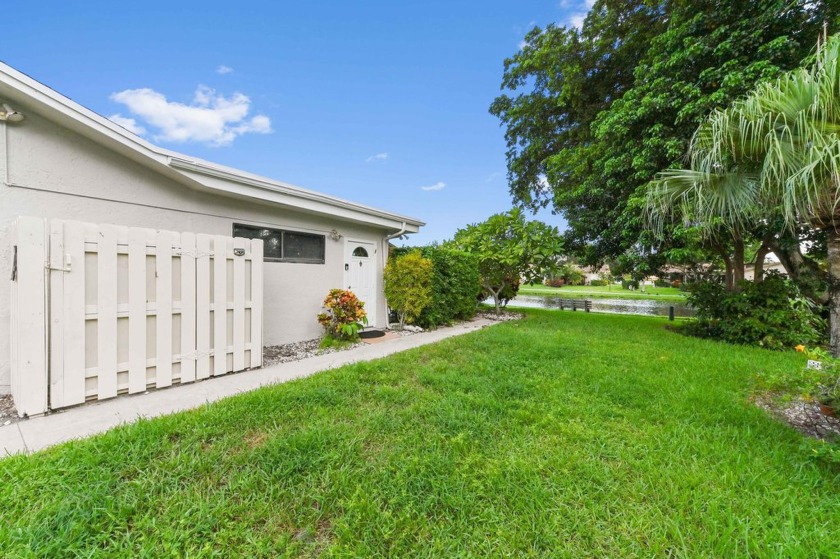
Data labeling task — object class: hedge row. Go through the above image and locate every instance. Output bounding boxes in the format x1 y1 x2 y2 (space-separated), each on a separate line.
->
391 246 481 328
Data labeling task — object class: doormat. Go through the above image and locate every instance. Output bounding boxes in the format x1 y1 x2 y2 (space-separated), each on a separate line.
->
359 330 386 339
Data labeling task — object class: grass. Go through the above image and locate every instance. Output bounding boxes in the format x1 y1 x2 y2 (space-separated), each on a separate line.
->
1 310 838 557
520 283 688 301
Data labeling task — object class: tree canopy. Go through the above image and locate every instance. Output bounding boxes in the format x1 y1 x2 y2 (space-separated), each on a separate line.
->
491 0 833 266
646 33 840 354
448 208 563 314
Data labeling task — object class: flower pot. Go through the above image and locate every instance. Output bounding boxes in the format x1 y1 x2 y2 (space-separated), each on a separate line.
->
818 403 837 417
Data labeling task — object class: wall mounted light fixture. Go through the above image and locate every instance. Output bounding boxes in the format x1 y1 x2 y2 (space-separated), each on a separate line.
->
329 229 343 241
0 103 25 123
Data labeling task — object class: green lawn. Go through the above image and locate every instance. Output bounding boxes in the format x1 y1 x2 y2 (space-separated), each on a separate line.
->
1 311 837 557
520 283 688 301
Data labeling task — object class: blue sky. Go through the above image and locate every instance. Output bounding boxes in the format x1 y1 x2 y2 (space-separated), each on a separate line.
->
1 1 591 245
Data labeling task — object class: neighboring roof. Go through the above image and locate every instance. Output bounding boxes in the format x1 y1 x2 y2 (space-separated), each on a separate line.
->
0 61 423 233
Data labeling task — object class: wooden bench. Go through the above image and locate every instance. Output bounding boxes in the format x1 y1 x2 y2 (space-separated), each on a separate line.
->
557 299 592 312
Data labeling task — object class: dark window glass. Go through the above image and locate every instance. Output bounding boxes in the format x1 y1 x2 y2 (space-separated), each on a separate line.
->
233 224 325 264
283 232 325 263
352 247 369 257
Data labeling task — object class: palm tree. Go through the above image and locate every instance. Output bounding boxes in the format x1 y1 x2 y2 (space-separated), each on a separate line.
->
646 33 840 354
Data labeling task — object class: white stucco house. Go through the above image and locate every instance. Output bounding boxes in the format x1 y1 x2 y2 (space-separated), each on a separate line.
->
0 61 423 398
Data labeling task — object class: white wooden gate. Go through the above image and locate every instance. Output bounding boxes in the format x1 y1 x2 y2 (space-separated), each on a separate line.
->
9 217 263 416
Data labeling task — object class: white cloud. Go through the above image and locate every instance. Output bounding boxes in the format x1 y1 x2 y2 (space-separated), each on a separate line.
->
365 152 388 163
420 181 446 192
216 65 234 75
486 171 502 183
564 0 594 29
107 114 146 136
568 12 586 29
537 175 551 193
110 85 272 147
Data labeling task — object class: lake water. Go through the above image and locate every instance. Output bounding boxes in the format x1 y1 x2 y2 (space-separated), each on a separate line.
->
502 294 696 318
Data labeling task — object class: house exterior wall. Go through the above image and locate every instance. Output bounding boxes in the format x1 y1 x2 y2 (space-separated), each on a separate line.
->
0 112 389 394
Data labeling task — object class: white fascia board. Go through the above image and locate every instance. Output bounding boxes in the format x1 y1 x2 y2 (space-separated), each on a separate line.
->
169 158 423 232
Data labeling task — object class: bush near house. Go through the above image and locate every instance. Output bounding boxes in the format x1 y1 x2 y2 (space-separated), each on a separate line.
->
545 277 565 288
685 274 825 350
589 279 608 286
654 279 671 288
384 250 433 328
317 289 367 342
391 246 481 328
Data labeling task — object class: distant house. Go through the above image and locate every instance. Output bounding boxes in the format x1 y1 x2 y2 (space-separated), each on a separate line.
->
0 62 423 397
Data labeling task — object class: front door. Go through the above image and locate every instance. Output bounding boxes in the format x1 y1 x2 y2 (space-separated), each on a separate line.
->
344 241 377 326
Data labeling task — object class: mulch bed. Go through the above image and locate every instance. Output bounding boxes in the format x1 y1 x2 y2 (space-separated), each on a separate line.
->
263 311 524 368
756 397 840 441
0 395 19 425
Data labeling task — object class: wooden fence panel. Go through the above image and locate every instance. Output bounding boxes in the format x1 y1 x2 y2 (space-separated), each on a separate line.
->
10 218 264 413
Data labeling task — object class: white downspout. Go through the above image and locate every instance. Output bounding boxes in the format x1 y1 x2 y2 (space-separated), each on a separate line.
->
385 221 407 242
382 222 408 327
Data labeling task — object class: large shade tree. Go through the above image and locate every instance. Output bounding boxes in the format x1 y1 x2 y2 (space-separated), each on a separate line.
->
646 33 840 354
492 0 831 267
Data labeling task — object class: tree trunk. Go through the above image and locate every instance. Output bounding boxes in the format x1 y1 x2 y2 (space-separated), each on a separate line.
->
768 237 829 304
752 240 771 283
485 283 503 316
732 230 745 290
827 231 840 357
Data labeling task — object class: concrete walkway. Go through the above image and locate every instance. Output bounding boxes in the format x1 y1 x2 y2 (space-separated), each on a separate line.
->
0 318 495 456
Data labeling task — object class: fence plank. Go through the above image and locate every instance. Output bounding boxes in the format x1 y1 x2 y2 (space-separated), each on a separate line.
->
62 221 87 405
10 217 48 416
97 224 119 399
48 220 66 408
250 239 264 369
212 235 228 376
155 230 173 388
196 234 211 380
127 227 149 394
180 232 197 383
232 237 247 371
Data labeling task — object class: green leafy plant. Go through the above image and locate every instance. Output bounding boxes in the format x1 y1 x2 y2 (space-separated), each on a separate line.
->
390 246 481 329
686 274 826 350
317 289 368 342
621 279 639 290
384 250 433 329
448 208 563 315
589 279 608 287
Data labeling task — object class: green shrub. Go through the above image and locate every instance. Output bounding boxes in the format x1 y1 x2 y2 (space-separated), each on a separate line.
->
392 246 481 328
545 277 565 287
317 289 368 341
621 279 639 290
653 279 671 288
589 279 608 286
384 250 433 328
685 274 826 350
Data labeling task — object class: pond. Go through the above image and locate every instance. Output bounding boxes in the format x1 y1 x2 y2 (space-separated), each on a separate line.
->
502 294 696 318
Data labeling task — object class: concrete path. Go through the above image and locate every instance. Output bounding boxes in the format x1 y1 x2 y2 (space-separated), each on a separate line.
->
0 319 495 456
